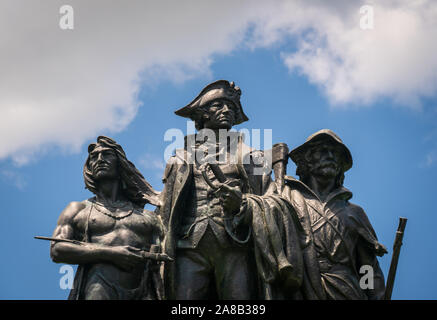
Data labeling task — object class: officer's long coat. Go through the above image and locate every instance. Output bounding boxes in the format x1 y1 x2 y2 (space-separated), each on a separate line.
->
159 134 305 299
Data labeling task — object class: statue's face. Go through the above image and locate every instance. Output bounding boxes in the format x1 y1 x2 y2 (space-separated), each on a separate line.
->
89 146 119 181
306 141 343 181
203 98 236 130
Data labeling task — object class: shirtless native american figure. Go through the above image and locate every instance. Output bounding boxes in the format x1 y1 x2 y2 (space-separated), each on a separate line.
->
50 136 169 300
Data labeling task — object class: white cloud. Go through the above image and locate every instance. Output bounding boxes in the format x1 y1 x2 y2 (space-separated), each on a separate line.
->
137 153 165 171
0 0 436 163
274 0 437 107
0 0 263 164
425 152 436 166
422 125 437 167
1 170 27 190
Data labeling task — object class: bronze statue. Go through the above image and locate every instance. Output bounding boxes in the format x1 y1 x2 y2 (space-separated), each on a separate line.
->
159 80 304 299
39 80 397 301
279 129 387 299
49 136 169 300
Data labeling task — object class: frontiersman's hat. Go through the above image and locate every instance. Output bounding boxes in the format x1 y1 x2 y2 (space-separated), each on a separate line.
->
289 129 353 172
174 80 249 125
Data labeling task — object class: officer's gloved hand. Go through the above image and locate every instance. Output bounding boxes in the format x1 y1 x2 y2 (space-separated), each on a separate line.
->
215 179 242 215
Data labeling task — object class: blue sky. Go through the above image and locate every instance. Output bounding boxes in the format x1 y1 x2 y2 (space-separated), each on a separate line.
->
1 1 437 299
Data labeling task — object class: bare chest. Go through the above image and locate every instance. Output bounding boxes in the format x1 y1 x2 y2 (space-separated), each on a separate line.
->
74 204 155 248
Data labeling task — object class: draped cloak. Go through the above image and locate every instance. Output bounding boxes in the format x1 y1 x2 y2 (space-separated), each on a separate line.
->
159 133 305 299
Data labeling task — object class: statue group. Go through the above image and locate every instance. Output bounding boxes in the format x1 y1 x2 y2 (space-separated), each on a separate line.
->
48 80 388 300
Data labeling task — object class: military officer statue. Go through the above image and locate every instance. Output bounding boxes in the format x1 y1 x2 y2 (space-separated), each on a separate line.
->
160 80 304 299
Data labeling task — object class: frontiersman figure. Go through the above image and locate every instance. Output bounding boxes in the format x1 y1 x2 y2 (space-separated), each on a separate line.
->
281 129 387 299
50 136 168 300
160 80 305 299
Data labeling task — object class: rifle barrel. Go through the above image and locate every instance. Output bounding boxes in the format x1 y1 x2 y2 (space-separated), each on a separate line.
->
34 236 82 245
272 143 289 191
384 217 407 300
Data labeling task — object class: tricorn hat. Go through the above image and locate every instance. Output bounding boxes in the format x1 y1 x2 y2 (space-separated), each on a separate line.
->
289 129 353 172
174 80 249 125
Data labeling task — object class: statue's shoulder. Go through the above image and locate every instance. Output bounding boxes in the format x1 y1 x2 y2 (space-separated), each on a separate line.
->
347 201 364 212
338 188 363 214
163 155 178 182
345 200 381 246
162 151 189 181
67 199 90 213
284 175 305 190
282 175 299 193
346 201 369 221
341 198 376 231
58 199 89 224
166 154 179 165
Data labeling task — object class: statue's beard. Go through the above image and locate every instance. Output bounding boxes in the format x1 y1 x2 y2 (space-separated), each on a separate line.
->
310 161 339 179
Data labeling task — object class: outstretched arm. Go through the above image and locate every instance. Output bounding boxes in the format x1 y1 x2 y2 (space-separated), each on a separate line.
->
50 201 144 272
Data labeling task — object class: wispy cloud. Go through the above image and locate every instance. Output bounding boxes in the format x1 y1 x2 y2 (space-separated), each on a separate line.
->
137 153 165 182
138 153 165 171
422 124 437 167
1 170 27 190
272 1 437 107
1 0 436 164
0 1 259 164
425 152 437 167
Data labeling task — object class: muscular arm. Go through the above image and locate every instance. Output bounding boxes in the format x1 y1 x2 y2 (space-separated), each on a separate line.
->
50 202 143 271
50 201 106 264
